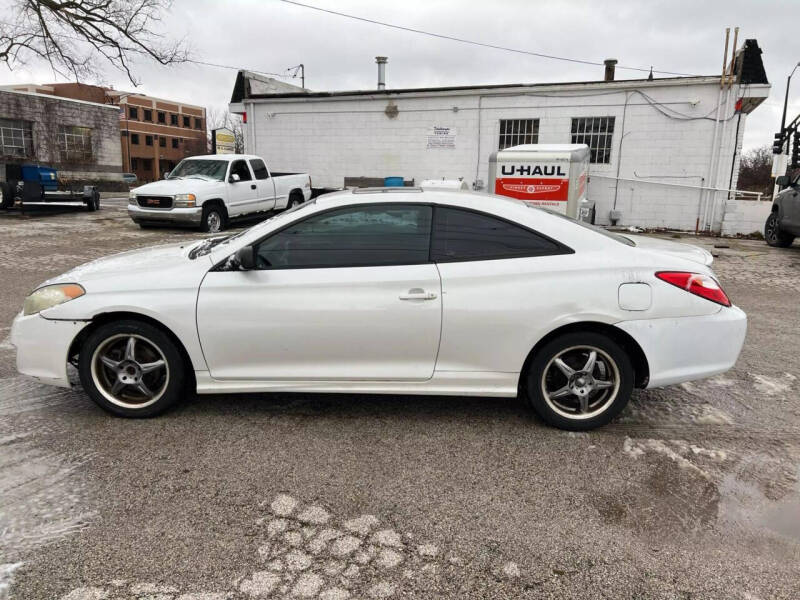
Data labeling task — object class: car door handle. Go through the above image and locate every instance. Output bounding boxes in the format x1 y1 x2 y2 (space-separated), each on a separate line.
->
251 184 257 190
399 288 437 301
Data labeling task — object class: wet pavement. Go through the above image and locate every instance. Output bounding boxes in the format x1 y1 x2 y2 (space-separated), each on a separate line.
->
1 201 799 599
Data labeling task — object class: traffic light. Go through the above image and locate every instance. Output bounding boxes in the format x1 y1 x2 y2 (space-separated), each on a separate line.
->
792 134 800 169
773 131 786 154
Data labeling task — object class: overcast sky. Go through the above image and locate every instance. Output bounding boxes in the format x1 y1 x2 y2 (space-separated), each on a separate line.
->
2 0 798 151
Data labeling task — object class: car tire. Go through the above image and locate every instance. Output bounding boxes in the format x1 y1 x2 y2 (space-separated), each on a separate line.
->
78 319 186 418
524 331 634 431
201 204 226 233
285 191 303 210
0 182 13 208
764 212 794 247
86 194 100 212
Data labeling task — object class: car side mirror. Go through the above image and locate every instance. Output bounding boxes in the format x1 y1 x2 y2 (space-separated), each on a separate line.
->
229 173 241 183
235 245 256 270
776 175 791 187
164 171 171 179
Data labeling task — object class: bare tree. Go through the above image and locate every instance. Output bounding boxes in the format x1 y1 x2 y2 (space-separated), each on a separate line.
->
0 0 189 85
207 107 244 153
737 145 773 197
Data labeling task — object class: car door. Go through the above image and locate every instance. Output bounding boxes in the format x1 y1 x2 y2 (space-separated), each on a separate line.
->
196 203 441 381
226 159 258 216
249 158 277 212
784 174 800 233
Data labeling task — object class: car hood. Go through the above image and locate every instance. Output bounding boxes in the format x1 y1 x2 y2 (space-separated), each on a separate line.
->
41 241 204 286
624 235 713 266
132 178 223 196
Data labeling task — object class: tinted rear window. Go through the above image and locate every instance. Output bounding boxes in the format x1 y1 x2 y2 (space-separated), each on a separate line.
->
431 206 562 262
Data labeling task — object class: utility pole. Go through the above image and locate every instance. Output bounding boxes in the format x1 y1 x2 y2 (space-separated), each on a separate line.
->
287 64 305 89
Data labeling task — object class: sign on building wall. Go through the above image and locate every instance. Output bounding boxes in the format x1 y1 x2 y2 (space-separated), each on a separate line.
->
426 126 456 149
212 127 236 154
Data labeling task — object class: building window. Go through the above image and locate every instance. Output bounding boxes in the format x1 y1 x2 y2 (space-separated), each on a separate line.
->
571 117 615 164
143 109 152 122
142 158 152 171
129 107 138 120
194 118 203 130
145 135 153 146
57 125 92 162
159 136 166 148
157 111 166 124
170 114 178 126
182 115 190 127
130 133 140 145
171 138 179 149
0 118 34 157
498 119 539 150
131 157 139 170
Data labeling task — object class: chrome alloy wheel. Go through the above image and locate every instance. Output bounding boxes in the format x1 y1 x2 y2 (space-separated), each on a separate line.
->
540 345 620 420
90 334 169 409
206 210 222 233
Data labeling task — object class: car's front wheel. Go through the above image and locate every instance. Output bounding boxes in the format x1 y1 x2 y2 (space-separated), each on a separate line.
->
764 212 795 247
78 320 185 417
201 204 226 233
524 332 633 430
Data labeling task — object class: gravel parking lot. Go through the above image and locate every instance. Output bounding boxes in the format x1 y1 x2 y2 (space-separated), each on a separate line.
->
1 200 799 600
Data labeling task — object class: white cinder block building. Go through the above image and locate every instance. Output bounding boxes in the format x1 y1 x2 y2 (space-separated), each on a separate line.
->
230 41 770 233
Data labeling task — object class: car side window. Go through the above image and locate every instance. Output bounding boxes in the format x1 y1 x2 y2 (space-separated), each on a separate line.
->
255 204 432 269
431 206 562 262
250 159 269 180
230 160 252 182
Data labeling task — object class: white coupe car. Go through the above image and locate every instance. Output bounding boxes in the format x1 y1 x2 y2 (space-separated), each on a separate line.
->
11 189 746 430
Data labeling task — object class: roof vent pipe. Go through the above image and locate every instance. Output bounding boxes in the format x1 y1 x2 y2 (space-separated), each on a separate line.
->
376 56 388 90
604 58 618 81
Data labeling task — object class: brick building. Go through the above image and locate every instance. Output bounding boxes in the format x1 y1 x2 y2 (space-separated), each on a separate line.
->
231 41 771 234
0 88 122 182
3 83 207 182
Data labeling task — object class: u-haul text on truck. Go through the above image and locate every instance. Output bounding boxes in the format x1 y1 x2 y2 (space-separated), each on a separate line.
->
488 144 590 218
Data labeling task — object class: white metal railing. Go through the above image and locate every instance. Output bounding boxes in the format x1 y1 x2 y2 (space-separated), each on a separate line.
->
589 174 765 202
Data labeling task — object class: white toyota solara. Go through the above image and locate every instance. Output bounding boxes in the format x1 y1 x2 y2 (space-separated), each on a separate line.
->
10 189 746 430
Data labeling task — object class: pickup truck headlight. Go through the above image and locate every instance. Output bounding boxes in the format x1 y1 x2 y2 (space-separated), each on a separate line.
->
174 193 196 208
128 191 137 205
23 284 85 316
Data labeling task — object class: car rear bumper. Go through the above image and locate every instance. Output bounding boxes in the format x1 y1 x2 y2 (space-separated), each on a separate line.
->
128 205 202 226
617 305 747 388
10 312 88 388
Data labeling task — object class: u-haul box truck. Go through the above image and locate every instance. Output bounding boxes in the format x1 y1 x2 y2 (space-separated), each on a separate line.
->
488 144 590 219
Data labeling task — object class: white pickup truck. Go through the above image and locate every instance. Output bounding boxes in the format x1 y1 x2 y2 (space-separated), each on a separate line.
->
127 154 312 232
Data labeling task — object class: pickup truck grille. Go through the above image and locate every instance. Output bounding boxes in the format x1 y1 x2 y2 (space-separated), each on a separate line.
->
137 195 173 209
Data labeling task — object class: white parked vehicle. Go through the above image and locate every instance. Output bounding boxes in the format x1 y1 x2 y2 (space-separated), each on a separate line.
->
127 154 312 232
11 188 746 430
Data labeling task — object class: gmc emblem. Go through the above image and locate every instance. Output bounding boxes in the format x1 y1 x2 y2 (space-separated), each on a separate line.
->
145 198 159 205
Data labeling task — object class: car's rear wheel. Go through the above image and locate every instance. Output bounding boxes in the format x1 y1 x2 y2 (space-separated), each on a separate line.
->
78 320 185 417
764 212 794 247
525 332 633 430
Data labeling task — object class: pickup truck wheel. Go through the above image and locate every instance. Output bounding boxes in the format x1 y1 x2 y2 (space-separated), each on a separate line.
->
201 204 226 233
286 191 303 210
86 194 100 212
78 320 185 417
765 212 794 247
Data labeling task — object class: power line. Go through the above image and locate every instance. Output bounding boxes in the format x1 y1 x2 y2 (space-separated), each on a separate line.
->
277 0 699 77
185 58 292 79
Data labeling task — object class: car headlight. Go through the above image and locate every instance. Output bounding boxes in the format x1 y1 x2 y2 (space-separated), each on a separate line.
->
128 191 137 205
23 284 85 316
174 193 196 208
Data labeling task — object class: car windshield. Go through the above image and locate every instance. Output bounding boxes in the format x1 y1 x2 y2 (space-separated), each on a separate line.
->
168 159 228 182
533 206 636 246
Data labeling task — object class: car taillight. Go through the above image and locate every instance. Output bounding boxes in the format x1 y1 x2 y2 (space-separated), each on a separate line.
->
655 271 731 307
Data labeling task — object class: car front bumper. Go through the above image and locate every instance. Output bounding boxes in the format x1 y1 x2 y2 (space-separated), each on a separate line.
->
617 305 747 388
10 312 89 388
128 204 202 226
